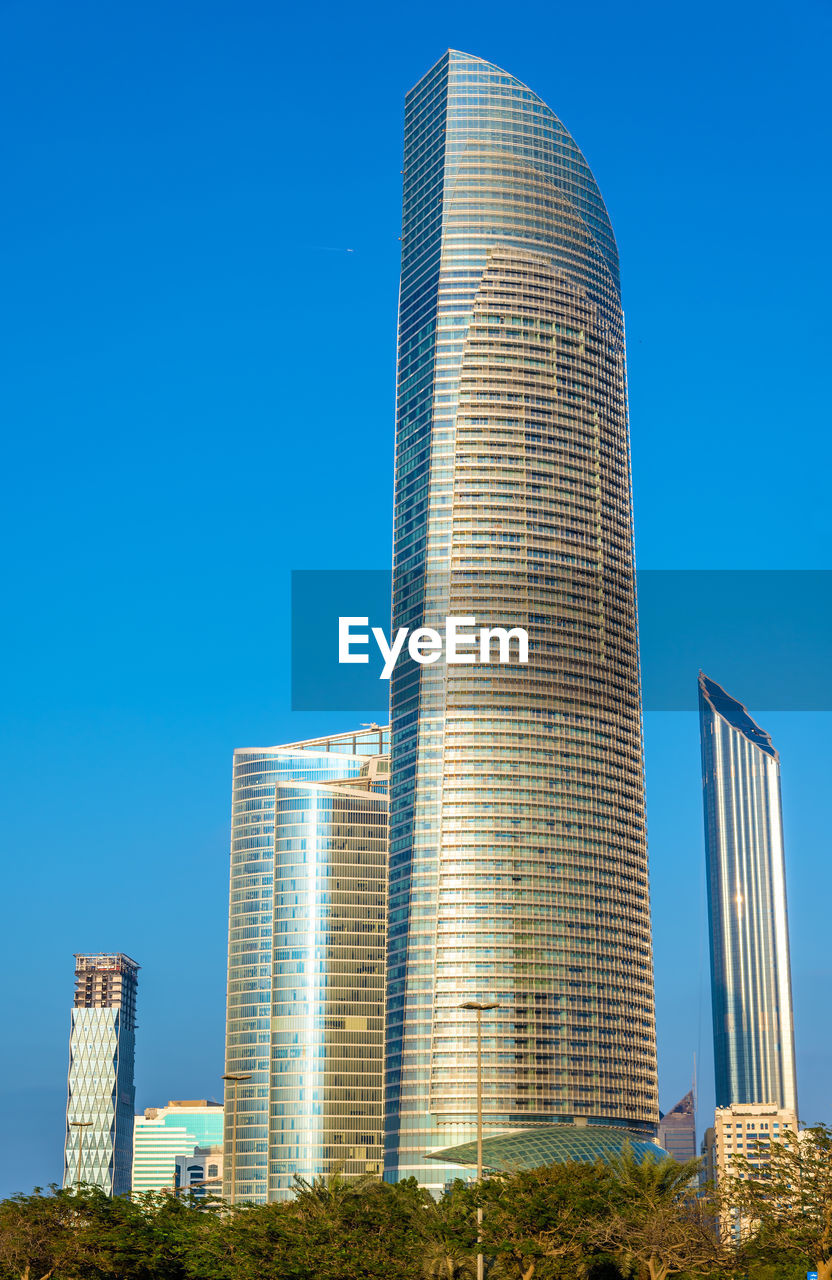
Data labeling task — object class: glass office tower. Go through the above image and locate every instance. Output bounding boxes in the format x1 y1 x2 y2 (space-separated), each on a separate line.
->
224 727 388 1202
64 953 139 1195
699 673 798 1113
387 51 658 1190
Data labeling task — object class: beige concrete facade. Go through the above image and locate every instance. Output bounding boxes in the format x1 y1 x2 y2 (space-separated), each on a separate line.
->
709 1102 798 1240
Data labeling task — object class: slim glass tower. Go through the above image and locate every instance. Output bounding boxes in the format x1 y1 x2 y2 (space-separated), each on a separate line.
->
387 51 658 1190
699 672 798 1113
64 953 139 1195
224 727 388 1202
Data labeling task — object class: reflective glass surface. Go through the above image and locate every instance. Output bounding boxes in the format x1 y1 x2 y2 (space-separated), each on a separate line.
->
132 1105 224 1194
225 728 389 1202
387 51 657 1191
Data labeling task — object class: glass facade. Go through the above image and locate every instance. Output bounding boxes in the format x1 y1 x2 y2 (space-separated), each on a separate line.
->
174 1146 223 1197
63 953 139 1196
387 50 658 1191
224 727 388 1201
699 673 798 1113
428 1123 668 1174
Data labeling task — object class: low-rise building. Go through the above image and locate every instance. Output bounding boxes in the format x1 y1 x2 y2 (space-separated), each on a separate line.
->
175 1145 223 1197
709 1102 798 1239
132 1100 223 1195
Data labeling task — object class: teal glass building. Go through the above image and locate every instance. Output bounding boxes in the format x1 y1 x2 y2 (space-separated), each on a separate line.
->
699 673 798 1113
224 727 388 1201
132 1100 224 1195
387 51 658 1191
63 953 139 1196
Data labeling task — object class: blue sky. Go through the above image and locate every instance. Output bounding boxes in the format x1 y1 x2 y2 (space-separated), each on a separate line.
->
1 0 830 1195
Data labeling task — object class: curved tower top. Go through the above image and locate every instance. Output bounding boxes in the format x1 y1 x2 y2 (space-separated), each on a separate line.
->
433 50 620 289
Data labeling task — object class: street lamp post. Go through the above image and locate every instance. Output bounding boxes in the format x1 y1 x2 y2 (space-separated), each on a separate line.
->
460 1000 499 1280
221 1072 252 1206
68 1120 93 1189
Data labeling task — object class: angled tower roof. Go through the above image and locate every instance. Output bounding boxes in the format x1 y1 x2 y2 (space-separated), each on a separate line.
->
660 1089 694 1121
698 672 778 760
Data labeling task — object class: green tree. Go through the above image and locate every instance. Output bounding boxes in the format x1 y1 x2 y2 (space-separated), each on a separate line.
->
721 1123 832 1280
472 1160 619 1280
0 1186 78 1280
739 1255 811 1280
292 1172 430 1279
74 1187 217 1280
182 1171 431 1280
181 1199 302 1280
597 1148 725 1280
0 1184 226 1280
417 1181 475 1280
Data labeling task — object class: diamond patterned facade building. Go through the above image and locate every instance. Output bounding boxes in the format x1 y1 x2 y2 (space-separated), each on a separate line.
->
386 51 658 1190
63 953 139 1195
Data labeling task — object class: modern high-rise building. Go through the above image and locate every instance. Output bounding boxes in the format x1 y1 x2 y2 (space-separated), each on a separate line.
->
64 953 139 1195
699 673 798 1114
224 727 388 1202
132 1100 224 1195
658 1090 697 1163
386 50 658 1190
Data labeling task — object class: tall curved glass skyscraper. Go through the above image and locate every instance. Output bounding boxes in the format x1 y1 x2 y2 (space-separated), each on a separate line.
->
699 673 798 1113
386 51 658 1189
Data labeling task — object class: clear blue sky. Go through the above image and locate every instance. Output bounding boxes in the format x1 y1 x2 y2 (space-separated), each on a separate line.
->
1 0 829 1196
